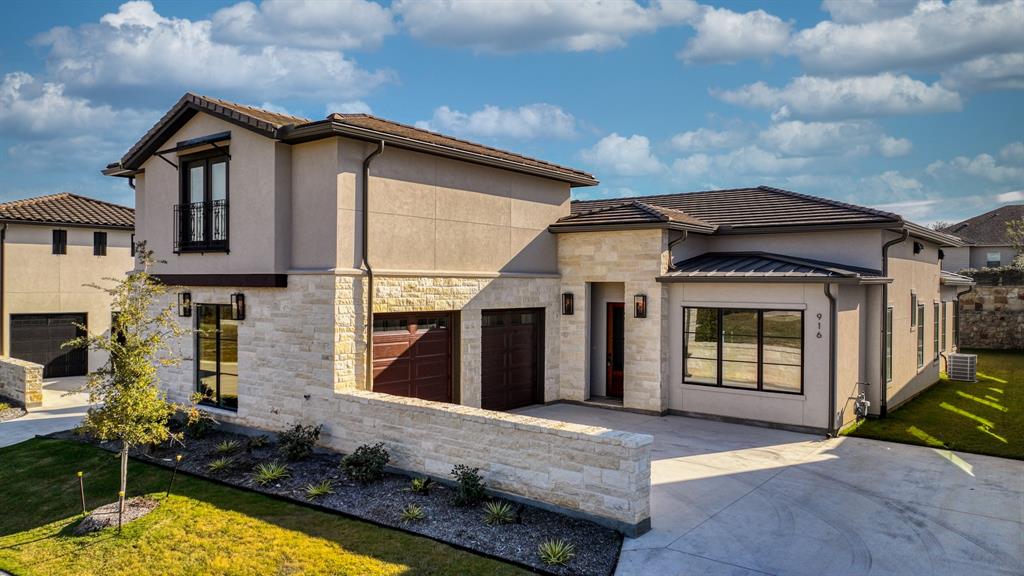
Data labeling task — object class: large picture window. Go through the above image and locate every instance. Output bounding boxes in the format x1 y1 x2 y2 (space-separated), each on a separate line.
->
196 304 238 411
684 307 803 394
175 150 229 253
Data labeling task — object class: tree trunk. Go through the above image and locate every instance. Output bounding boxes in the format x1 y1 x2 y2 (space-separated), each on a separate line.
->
119 444 129 515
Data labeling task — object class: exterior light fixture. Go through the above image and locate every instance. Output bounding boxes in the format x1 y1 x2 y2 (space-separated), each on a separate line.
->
177 292 192 317
634 294 647 319
231 293 246 320
561 293 574 315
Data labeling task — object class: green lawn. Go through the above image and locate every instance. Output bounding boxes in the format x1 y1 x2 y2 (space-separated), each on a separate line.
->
0 438 526 576
844 349 1024 460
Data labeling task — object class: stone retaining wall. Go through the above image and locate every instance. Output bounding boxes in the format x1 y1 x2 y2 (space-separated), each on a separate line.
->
0 356 43 408
959 285 1024 349
326 390 652 535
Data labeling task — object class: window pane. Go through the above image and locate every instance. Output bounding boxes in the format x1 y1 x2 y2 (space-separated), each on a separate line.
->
722 310 758 364
373 317 408 333
723 334 758 362
722 361 757 388
211 161 227 202
763 310 801 338
722 309 758 337
189 165 205 204
684 332 718 384
416 316 449 331
763 364 801 393
763 337 801 366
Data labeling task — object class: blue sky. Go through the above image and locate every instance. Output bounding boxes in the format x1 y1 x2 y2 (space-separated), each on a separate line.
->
1 0 1022 224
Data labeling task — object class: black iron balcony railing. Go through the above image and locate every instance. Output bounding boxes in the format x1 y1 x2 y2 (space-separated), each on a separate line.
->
174 200 228 253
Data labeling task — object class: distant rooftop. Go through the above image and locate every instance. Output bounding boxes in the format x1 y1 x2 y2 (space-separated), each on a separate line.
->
0 193 133 230
941 204 1024 245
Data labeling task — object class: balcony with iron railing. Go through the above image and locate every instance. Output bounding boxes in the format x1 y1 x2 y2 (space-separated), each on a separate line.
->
174 200 228 253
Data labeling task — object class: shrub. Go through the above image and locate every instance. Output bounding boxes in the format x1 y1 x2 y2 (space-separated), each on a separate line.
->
0 402 10 412
482 500 516 525
304 479 335 500
450 464 486 506
246 434 269 451
185 413 215 439
277 423 321 461
538 539 576 566
252 461 290 486
215 439 241 455
408 477 435 495
341 443 390 483
207 456 235 474
400 503 425 523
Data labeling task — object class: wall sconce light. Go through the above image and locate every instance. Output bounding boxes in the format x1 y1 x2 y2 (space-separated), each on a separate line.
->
231 293 246 321
913 241 924 254
938 249 945 260
561 293 574 315
634 294 647 318
177 292 192 317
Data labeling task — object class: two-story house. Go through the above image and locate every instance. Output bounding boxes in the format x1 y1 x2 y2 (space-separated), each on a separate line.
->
0 193 135 382
103 93 969 438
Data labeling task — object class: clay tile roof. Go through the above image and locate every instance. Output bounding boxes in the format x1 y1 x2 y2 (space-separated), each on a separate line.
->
0 193 134 229
550 199 716 232
941 204 1024 245
562 186 901 231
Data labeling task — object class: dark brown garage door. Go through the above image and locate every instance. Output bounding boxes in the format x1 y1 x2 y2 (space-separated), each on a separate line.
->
372 313 452 403
481 308 543 411
10 313 88 378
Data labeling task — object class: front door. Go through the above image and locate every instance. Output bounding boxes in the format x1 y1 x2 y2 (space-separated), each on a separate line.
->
606 303 624 398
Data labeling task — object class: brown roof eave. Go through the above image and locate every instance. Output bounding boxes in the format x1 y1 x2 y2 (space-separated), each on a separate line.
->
656 275 867 284
712 220 902 235
0 218 134 231
280 121 599 187
548 222 716 234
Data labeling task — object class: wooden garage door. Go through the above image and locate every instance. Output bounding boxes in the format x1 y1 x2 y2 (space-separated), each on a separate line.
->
372 313 452 403
10 313 88 378
481 308 543 411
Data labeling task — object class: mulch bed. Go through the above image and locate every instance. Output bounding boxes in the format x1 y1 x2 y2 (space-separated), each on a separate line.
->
74 496 159 535
63 428 622 576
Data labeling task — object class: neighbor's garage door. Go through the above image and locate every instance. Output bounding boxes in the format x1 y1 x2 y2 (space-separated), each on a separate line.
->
481 308 543 411
10 313 88 378
372 313 452 403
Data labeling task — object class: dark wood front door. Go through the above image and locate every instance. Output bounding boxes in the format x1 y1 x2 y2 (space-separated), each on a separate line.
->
481 308 544 411
372 313 452 403
10 313 88 378
606 303 624 398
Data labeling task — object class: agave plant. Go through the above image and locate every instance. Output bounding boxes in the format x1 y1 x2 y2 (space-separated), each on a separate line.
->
206 456 234 474
215 439 241 455
252 461 290 486
482 500 515 525
400 503 425 523
408 477 435 495
304 479 335 500
538 539 576 566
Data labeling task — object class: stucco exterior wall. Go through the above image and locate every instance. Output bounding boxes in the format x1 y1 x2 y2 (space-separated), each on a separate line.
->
688 229 885 270
835 284 868 429
558 229 669 413
969 246 1018 269
667 282 832 431
942 246 971 273
0 356 43 407
2 223 134 370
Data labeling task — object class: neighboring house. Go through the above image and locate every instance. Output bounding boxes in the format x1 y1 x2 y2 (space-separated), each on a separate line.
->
0 193 135 377
103 93 966 438
941 204 1024 271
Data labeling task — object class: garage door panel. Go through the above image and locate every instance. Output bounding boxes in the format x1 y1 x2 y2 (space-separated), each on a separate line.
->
10 313 87 378
373 341 411 360
372 312 452 403
481 308 542 412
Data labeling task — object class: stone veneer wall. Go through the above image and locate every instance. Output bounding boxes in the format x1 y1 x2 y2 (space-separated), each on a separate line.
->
0 356 43 408
959 284 1024 349
558 229 670 413
328 390 652 535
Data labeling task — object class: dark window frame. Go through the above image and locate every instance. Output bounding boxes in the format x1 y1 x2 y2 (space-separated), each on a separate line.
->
195 303 238 411
683 306 804 396
52 229 67 255
176 148 230 254
93 231 107 256
941 301 947 351
933 301 940 360
917 303 925 368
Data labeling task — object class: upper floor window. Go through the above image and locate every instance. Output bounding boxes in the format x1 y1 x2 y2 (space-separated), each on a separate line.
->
175 150 228 253
52 230 67 255
986 252 1001 267
93 231 107 256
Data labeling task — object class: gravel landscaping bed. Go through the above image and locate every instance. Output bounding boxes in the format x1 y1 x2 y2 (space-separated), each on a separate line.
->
74 496 159 535
0 402 27 422
65 427 622 576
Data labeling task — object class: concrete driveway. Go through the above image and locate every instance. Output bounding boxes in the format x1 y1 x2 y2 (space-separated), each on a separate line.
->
0 376 90 448
520 404 1023 576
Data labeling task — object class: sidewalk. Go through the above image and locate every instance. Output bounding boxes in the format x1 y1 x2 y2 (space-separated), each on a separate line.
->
0 376 90 448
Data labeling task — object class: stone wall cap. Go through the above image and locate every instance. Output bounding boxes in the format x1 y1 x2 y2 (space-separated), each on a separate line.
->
0 356 44 370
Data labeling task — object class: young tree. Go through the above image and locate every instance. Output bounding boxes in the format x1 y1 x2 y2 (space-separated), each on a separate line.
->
1006 218 1024 269
66 243 196 518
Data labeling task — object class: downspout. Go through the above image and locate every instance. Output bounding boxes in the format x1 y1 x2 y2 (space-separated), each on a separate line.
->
954 284 974 351
666 230 688 270
824 282 837 437
361 140 385 390
0 223 5 356
879 229 909 417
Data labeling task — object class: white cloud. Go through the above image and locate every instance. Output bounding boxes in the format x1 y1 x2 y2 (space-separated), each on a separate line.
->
327 100 373 115
715 73 963 119
34 1 393 102
679 6 790 64
757 120 879 156
940 52 1024 91
879 135 913 157
820 0 918 24
673 145 812 177
928 153 1024 183
581 133 663 176
997 190 1024 203
1001 142 1024 163
211 0 395 51
394 0 697 53
415 103 577 140
789 0 1024 75
670 127 746 152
